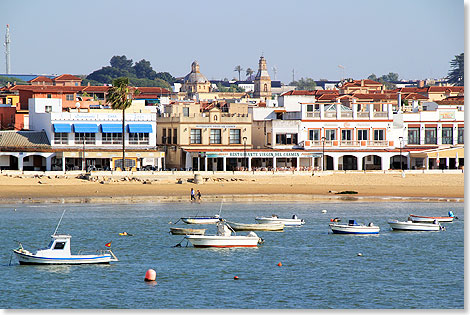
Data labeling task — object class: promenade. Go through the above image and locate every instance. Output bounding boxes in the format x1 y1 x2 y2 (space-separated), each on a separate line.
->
0 169 464 204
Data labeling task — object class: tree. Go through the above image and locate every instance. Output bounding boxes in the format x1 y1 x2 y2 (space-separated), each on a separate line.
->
447 53 464 86
107 77 139 171
133 59 157 79
290 77 316 91
245 68 254 79
234 65 243 81
367 74 378 81
110 55 134 72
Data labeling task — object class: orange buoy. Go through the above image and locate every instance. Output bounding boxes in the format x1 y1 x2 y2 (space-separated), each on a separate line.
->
144 269 156 281
277 262 282 267
234 276 239 280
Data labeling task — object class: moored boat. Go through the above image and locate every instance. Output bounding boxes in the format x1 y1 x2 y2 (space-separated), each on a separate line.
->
185 221 263 248
329 220 380 234
255 214 305 226
409 213 455 223
226 221 284 232
169 227 206 235
13 234 118 265
180 215 220 224
388 219 443 231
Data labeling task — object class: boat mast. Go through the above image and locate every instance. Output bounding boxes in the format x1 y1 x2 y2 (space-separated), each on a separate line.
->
218 200 224 216
53 210 66 235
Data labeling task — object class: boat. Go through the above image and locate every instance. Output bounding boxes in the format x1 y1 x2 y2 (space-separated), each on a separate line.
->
388 219 444 231
225 221 284 232
329 220 380 234
185 221 263 248
169 227 206 235
409 212 455 223
12 210 118 265
13 234 118 265
180 200 224 224
255 214 305 226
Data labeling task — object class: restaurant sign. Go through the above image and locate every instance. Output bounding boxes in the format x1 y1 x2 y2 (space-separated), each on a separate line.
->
439 111 455 120
205 151 321 158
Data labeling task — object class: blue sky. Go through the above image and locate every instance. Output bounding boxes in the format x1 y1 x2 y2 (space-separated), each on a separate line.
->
1 0 464 83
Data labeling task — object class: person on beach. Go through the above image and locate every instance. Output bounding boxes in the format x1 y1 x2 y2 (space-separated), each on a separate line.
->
196 190 202 202
190 188 196 201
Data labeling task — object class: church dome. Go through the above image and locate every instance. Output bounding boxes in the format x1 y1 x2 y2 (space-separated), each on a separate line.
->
184 61 209 84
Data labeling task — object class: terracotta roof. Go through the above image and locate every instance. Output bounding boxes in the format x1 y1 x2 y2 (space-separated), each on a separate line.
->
436 95 465 105
428 86 464 93
0 130 50 149
10 85 84 93
134 94 163 99
82 86 109 92
402 93 428 100
136 87 171 94
281 90 316 96
53 74 82 81
28 76 53 83
350 93 396 100
317 94 338 101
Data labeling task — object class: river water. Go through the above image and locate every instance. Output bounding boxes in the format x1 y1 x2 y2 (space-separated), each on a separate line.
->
0 201 464 309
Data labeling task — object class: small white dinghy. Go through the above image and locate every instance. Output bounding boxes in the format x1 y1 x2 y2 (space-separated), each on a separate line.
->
12 210 118 265
185 221 263 248
225 221 284 232
409 211 455 223
255 214 305 226
388 219 444 231
329 220 380 234
180 215 220 225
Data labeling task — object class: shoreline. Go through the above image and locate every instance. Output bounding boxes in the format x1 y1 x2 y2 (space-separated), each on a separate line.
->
0 171 464 204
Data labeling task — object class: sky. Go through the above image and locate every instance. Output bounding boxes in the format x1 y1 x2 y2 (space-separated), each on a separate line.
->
0 0 464 83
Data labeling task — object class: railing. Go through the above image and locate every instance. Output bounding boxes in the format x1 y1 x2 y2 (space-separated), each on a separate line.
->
357 112 370 118
305 112 320 118
341 112 352 118
339 140 361 147
367 140 389 146
374 111 388 118
324 111 337 118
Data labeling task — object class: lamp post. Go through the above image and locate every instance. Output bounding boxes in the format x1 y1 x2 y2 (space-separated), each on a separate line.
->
399 136 403 171
321 136 326 171
243 136 247 171
82 136 86 172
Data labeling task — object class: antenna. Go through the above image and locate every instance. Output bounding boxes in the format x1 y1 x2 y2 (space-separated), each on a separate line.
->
4 24 11 74
272 66 277 80
53 210 66 235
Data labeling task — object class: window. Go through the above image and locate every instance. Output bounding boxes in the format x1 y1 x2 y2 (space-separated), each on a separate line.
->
357 129 368 141
75 132 95 145
424 127 437 144
54 132 68 145
408 128 420 145
190 129 202 144
442 127 453 144
65 94 74 101
53 242 66 250
230 129 241 144
102 133 122 145
458 127 464 144
374 129 385 141
341 129 352 141
129 133 149 145
183 107 189 117
162 128 167 144
325 129 336 140
210 129 221 144
173 128 177 144
307 104 314 112
47 94 52 98
45 106 52 113
276 133 298 145
168 129 172 144
309 129 320 141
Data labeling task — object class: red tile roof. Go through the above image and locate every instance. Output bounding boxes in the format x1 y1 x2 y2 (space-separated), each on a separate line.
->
428 86 464 93
82 86 109 92
53 74 82 81
350 93 397 100
402 93 427 100
136 87 171 94
28 76 53 83
10 85 84 93
281 90 316 96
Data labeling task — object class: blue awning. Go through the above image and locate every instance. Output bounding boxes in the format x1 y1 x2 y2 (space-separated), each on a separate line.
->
127 124 153 133
73 124 99 133
101 124 123 133
53 124 71 133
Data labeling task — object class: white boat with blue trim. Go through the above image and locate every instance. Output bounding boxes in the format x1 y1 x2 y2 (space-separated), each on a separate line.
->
329 220 380 234
181 215 221 224
13 234 118 265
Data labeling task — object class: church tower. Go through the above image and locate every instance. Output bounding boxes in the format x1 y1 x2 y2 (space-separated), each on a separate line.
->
253 56 271 100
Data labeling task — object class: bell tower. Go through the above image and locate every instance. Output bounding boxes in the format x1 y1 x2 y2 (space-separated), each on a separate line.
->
253 56 271 100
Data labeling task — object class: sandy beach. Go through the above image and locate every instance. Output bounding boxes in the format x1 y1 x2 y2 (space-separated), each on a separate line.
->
0 171 464 204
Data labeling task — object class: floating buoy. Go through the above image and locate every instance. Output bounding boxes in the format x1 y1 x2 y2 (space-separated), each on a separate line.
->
144 269 156 281
357 253 363 256
234 276 239 280
277 262 282 267
322 210 327 213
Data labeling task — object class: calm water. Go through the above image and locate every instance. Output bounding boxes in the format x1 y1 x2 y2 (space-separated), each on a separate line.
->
0 201 464 309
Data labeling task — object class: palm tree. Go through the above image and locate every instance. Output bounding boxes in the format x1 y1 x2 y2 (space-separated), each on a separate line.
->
245 67 254 79
234 65 243 81
107 77 139 171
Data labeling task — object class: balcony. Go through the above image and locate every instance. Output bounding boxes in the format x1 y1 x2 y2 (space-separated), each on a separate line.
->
339 140 361 147
305 112 320 118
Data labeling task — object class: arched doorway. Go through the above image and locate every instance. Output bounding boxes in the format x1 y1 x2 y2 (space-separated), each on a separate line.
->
23 155 46 171
390 155 407 170
0 154 18 170
340 155 358 170
362 155 382 170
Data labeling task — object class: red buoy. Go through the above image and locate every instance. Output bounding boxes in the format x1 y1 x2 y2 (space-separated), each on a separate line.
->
277 262 282 267
234 276 239 280
144 269 156 281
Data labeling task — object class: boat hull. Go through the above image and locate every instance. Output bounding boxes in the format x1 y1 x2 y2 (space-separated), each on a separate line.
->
255 217 304 226
13 250 115 265
185 235 260 248
181 217 220 224
170 227 206 235
409 215 454 223
388 220 441 231
226 221 284 231
329 224 380 234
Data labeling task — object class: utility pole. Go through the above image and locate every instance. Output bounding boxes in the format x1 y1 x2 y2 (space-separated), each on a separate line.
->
4 24 11 74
